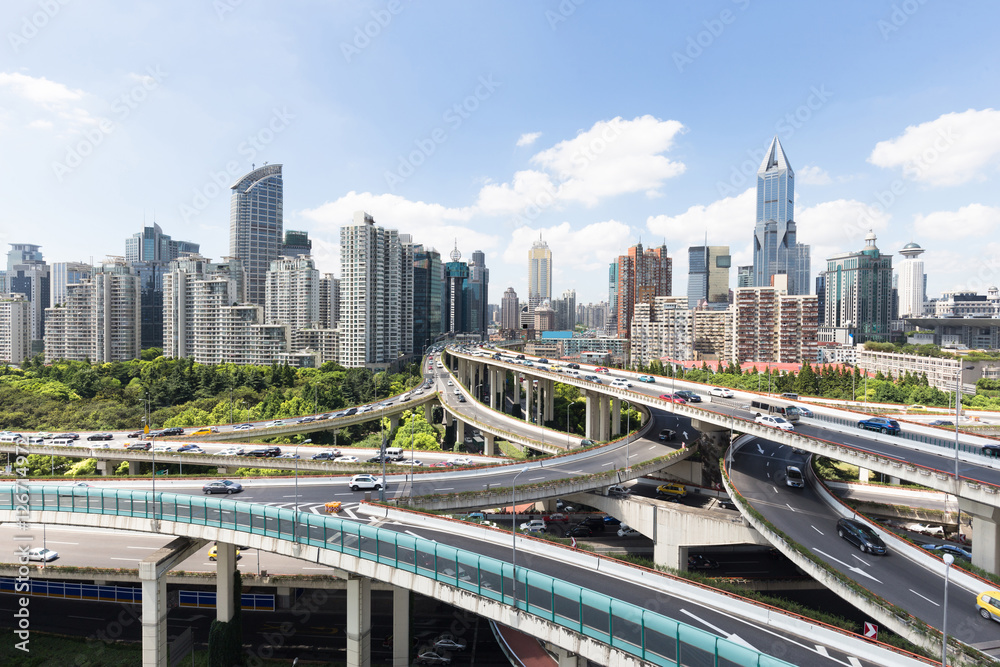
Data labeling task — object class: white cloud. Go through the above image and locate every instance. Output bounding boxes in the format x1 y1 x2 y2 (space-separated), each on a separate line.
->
913 203 1000 240
868 108 1000 186
26 119 53 130
0 71 84 106
516 131 541 147
796 198 892 247
797 164 831 185
646 188 755 249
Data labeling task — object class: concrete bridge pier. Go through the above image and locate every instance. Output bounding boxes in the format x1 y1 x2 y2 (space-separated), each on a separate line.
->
392 586 410 667
129 460 140 475
583 391 595 441
96 460 112 476
544 379 555 422
424 401 434 423
612 397 621 437
456 420 466 446
388 414 399 431
489 368 499 409
513 373 521 412
483 433 495 456
960 497 1000 574
139 537 206 667
346 576 372 667
536 381 544 425
690 418 729 447
598 396 610 442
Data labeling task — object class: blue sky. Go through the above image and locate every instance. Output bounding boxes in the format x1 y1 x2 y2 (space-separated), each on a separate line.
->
3 0 1000 305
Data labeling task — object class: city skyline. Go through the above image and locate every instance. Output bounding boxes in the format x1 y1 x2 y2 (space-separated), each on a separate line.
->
2 3 999 305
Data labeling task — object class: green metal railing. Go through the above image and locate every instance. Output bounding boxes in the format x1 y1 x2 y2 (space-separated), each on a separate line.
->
2 486 793 667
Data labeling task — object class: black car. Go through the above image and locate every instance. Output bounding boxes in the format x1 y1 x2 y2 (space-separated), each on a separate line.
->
658 428 676 441
61 433 80 440
127 430 145 438
367 455 392 463
567 363 580 369
87 432 113 441
928 419 953 426
674 390 702 403
297 416 316 424
578 517 606 532
344 407 358 416
202 480 243 495
311 451 337 460
146 430 164 438
836 518 887 555
516 354 525 360
564 525 594 538
247 446 281 458
984 444 1000 457
687 554 719 570
160 427 185 436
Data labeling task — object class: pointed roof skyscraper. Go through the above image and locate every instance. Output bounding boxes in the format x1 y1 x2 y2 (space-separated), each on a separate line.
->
757 136 794 179
752 137 809 294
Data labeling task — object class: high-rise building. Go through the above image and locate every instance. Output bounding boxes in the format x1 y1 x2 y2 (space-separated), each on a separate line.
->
412 245 443 353
820 231 894 344
125 222 199 263
733 286 816 364
533 303 556 332
629 296 693 367
687 244 731 309
319 273 340 329
0 294 30 365
897 242 926 318
616 242 672 339
281 230 312 258
751 138 810 295
552 288 576 330
607 261 618 333
51 262 92 308
693 308 733 365
501 287 519 332
737 265 753 288
528 236 552 311
162 255 244 360
468 250 489 335
7 244 50 351
815 274 827 325
44 259 141 363
266 256 319 330
578 301 608 331
229 164 283 307
444 245 470 335
338 211 404 368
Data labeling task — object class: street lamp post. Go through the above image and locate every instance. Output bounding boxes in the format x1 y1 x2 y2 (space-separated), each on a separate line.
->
942 553 954 666
293 439 312 542
511 467 527 608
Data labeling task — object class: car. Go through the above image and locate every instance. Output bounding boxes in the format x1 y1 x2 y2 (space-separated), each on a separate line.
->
755 414 794 431
89 442 111 449
232 423 252 430
247 446 281 457
594 367 610 373
658 393 687 404
977 591 1000 622
921 544 971 560
208 545 241 561
928 419 954 426
146 430 164 438
983 443 1000 457
296 416 316 424
446 380 453 386
57 482 91 495
618 526 639 537
416 650 452 666
584 375 601 384
709 387 734 398
606 484 631 497
311 450 340 460
160 427 185 436
192 426 220 436
448 456 473 466
789 405 814 418
519 519 547 533
579 438 597 447
61 433 81 440
430 461 452 468
367 455 392 464
87 432 114 441
905 522 945 538
152 445 173 452
127 430 145 438
26 547 59 562
348 474 384 491
36 432 56 439
537 358 549 364
456 395 466 403
218 447 245 456
203 480 243 495
638 375 656 383
266 420 286 428
277 453 300 459
857 417 901 435
658 428 676 441
785 465 805 488
564 525 594 538
578 517 607 532
656 482 687 498
176 444 204 453
432 633 467 651
780 392 799 400
674 390 701 403
687 554 719 570
335 455 360 463
542 513 570 524
395 459 423 467
566 362 579 369
836 518 887 555
126 441 152 451
610 378 633 388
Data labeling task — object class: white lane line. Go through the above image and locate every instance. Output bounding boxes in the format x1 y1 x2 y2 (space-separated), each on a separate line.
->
109 557 139 561
848 657 863 667
814 549 883 583
301 567 330 570
44 540 78 545
281 495 300 498
126 546 158 550
772 485 778 492
601 462 614 467
785 504 796 512
910 589 940 606
851 554 870 567
528 477 544 481
811 526 824 535
815 645 829 657
678 609 758 651
436 487 454 491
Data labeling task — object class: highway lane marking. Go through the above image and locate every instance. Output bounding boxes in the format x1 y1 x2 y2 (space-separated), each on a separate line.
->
126 546 158 549
601 462 615 467
772 486 778 492
528 477 544 481
405 530 435 541
847 657 862 667
109 557 139 561
757 444 764 454
301 567 331 570
436 487 454 491
45 540 78 545
850 554 870 567
815 645 829 657
811 526 824 535
677 609 758 651
910 589 940 606
813 549 883 583
785 504 796 512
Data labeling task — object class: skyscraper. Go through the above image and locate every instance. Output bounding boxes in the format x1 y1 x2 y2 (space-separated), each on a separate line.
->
820 231 894 344
607 261 618 332
468 250 489 335
897 242 926 318
162 255 244 360
687 244 731 309
51 262 92 308
230 164 283 307
266 256 319 330
125 222 200 263
281 230 312 258
7 244 49 351
0 294 30 365
501 287 519 332
412 245 443 353
737 265 753 288
751 138 810 294
528 236 552 311
444 245 470 335
338 211 404 368
616 242 671 339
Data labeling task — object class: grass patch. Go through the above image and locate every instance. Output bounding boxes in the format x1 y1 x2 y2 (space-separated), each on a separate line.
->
813 456 859 482
498 440 527 459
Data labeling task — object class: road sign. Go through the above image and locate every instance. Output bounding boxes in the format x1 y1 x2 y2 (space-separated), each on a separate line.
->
863 622 878 640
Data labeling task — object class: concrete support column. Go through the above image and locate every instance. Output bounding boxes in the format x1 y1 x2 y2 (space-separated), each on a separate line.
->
489 369 498 410
215 542 237 622
96 460 111 476
960 498 1000 574
584 392 595 441
536 381 544 425
551 645 585 667
611 397 621 436
599 396 610 442
139 564 168 667
653 541 686 571
346 576 372 667
524 380 532 423
546 379 555 421
858 467 870 483
513 373 521 408
484 433 495 456
129 460 140 475
276 586 292 609
424 402 433 423
456 420 465 446
388 414 399 432
392 587 410 667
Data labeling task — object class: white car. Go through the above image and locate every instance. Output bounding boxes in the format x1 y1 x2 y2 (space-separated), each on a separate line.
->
610 379 633 388
26 547 59 562
617 525 639 537
266 420 285 427
152 445 173 452
396 459 422 467
446 380 454 386
519 519 547 533
218 447 245 456
335 455 359 463
709 387 735 398
89 442 111 449
448 456 474 466
348 474 384 491
755 414 794 431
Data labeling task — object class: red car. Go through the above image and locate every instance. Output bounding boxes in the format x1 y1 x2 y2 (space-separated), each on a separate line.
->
658 393 687 404
594 367 610 373
541 513 570 524
430 461 453 468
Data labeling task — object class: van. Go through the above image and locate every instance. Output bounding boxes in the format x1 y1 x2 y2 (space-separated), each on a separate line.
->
780 392 799 400
750 400 800 422
385 447 405 461
50 438 75 446
0 433 25 444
